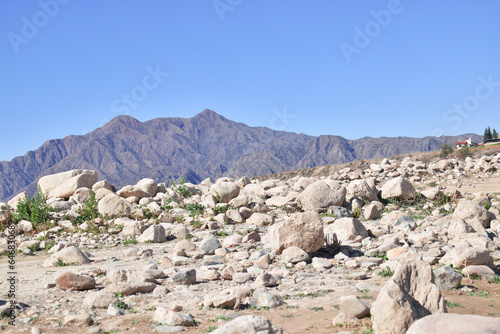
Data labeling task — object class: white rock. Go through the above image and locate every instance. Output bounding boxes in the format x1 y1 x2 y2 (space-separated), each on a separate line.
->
38 169 98 199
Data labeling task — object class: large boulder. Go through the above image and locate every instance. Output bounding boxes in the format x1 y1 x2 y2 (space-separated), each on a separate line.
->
339 295 371 318
380 177 416 201
83 291 119 309
324 218 368 243
7 192 27 211
56 271 95 291
433 266 462 290
269 211 324 254
137 225 166 243
98 194 133 217
117 178 158 199
449 244 491 268
346 180 378 202
297 180 346 211
212 315 289 334
104 282 156 296
42 246 91 267
210 182 240 203
38 170 98 199
154 308 194 326
454 198 494 227
406 313 500 334
371 258 446 334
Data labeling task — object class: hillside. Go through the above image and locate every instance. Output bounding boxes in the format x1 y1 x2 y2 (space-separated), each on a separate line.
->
0 109 481 201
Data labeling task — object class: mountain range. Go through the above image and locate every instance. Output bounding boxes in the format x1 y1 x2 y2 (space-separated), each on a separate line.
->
0 109 481 201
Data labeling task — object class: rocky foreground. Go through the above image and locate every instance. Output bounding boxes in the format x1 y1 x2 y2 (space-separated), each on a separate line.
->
1 153 500 333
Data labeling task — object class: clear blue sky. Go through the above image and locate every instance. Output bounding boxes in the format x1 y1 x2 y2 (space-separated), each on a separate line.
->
1 1 500 162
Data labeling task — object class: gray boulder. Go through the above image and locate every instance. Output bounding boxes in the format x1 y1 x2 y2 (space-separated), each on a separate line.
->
371 259 446 334
381 177 416 201
297 180 346 211
212 315 289 334
38 169 98 199
433 265 462 290
269 211 324 254
406 313 500 334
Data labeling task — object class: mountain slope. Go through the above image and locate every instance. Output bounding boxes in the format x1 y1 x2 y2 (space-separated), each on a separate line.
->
0 109 482 201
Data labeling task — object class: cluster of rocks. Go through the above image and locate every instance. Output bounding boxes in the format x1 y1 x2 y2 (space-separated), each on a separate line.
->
0 153 499 333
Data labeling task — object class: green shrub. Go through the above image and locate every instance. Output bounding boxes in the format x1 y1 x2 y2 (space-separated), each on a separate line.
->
457 146 470 159
9 187 53 232
352 207 361 218
73 192 100 225
172 177 192 198
184 203 205 216
123 236 138 246
440 144 453 158
214 204 235 215
378 266 394 277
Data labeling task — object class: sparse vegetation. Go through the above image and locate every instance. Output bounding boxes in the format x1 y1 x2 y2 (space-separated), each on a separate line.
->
214 204 236 215
440 144 453 158
446 301 464 308
184 203 205 216
310 307 324 312
123 236 138 246
467 290 490 298
171 177 192 198
54 259 78 267
73 192 100 225
8 187 54 232
457 145 470 159
352 206 361 218
378 266 394 277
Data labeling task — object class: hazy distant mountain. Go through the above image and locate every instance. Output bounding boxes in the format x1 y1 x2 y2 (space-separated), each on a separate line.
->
0 109 481 201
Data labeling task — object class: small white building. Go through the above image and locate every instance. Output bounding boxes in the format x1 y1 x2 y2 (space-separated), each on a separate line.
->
456 137 478 149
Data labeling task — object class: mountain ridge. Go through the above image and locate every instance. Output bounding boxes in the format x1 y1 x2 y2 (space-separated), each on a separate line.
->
0 109 482 201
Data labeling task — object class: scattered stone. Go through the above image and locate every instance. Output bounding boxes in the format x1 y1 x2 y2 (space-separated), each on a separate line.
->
56 271 96 291
63 314 93 326
107 304 125 316
199 237 222 255
462 265 497 280
339 295 371 318
137 224 166 243
281 246 310 264
42 246 91 267
433 266 462 290
104 282 156 296
255 273 278 287
154 307 194 326
83 291 119 309
324 218 368 243
171 269 196 285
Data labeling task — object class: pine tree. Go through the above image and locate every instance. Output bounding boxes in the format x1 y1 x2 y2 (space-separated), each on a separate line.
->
484 127 491 142
488 126 492 140
493 128 499 140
